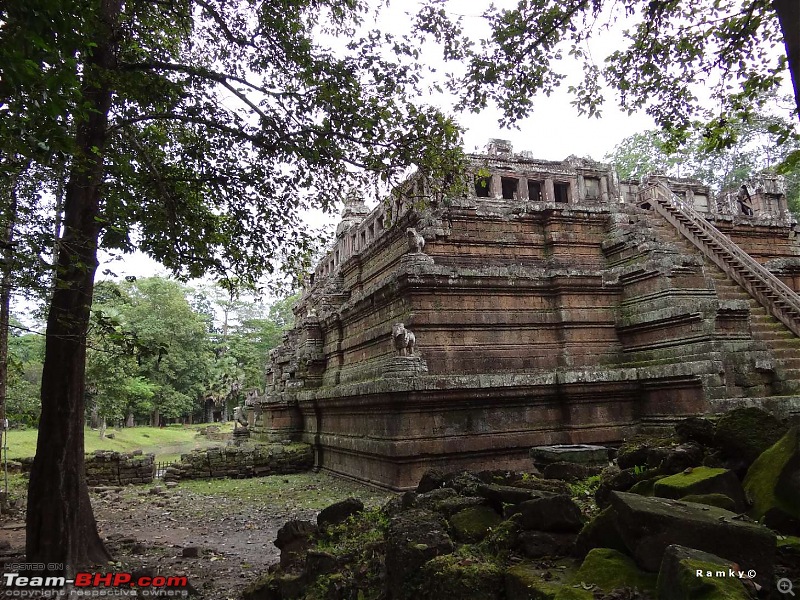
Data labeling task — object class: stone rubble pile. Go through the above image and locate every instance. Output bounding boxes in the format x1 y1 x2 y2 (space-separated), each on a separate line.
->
163 442 314 482
85 450 155 486
244 406 800 600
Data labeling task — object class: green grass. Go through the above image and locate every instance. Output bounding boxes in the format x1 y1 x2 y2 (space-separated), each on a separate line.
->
2 423 234 463
177 472 395 511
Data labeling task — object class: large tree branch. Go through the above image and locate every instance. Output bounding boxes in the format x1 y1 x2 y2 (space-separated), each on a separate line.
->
118 60 299 99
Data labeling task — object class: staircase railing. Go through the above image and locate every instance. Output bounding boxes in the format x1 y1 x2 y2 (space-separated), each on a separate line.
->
639 181 800 337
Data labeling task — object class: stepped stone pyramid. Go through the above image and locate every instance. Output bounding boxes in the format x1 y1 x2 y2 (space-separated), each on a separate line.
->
249 139 800 490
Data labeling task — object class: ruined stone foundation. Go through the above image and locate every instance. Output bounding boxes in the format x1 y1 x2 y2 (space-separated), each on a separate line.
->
252 141 800 490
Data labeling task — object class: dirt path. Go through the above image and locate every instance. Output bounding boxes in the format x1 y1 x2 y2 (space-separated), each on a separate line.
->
0 473 394 600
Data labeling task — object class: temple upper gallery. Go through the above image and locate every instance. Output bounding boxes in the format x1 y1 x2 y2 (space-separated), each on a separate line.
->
248 139 800 490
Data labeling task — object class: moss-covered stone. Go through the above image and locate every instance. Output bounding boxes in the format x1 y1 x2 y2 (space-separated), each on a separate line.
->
714 407 788 464
571 548 657 594
628 475 665 496
657 545 750 600
504 563 561 600
419 552 503 600
653 467 746 511
575 507 627 557
450 505 503 543
552 588 593 600
681 493 737 512
617 435 677 470
743 426 800 523
777 535 800 552
610 491 776 588
241 572 279 600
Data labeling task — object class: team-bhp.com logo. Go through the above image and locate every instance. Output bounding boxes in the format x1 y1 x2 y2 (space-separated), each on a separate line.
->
3 572 188 588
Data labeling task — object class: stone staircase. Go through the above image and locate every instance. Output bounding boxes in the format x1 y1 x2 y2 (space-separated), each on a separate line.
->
638 183 800 405
641 182 800 335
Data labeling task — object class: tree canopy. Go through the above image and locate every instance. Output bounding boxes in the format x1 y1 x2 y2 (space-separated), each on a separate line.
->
606 106 800 213
1 0 464 571
415 0 799 154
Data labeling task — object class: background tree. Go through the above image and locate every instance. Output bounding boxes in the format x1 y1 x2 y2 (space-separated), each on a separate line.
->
6 318 45 428
87 278 210 427
2 0 463 569
606 108 800 213
227 293 300 392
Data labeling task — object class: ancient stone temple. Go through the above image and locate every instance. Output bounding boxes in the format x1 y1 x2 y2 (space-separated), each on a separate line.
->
250 139 800 490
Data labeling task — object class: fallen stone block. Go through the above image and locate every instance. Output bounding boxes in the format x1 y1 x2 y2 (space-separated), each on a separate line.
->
571 547 657 595
743 426 800 535
449 505 503 543
680 493 737 512
653 466 747 512
419 554 502 600
509 495 584 533
274 520 317 570
714 407 788 465
657 544 751 600
317 497 364 529
610 491 775 588
516 531 576 559
385 509 454 600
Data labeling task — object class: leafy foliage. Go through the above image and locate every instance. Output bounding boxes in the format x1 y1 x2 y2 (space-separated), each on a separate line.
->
606 108 800 213
6 319 44 427
85 278 295 425
414 0 799 152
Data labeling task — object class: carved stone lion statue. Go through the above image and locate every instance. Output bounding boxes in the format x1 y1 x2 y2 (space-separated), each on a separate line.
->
392 322 416 356
406 228 425 253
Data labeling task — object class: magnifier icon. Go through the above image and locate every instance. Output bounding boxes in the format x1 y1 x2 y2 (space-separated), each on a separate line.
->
778 578 796 596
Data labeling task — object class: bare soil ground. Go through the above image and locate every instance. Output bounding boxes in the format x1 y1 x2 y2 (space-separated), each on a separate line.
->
0 473 394 599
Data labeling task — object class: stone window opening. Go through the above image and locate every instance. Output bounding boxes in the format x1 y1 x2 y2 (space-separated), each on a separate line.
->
368 223 375 240
554 182 570 203
475 175 491 197
694 194 709 212
527 180 542 202
501 176 519 200
585 177 601 200
378 215 385 231
351 234 357 252
361 230 366 247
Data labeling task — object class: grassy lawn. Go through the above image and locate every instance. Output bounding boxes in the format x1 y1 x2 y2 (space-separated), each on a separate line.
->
176 472 395 511
2 423 234 463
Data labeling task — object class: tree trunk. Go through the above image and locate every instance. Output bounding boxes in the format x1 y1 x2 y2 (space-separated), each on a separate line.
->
774 0 800 118
90 400 99 430
0 167 19 438
25 0 121 574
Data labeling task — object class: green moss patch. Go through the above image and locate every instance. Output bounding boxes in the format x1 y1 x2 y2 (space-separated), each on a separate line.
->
653 467 745 511
553 588 593 600
450 505 503 543
575 507 627 556
628 475 665 496
743 427 800 520
505 563 564 600
657 467 728 489
673 558 750 599
419 552 503 600
571 548 657 594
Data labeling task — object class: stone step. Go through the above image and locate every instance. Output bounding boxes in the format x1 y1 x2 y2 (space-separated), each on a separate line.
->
771 348 800 359
775 357 800 369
